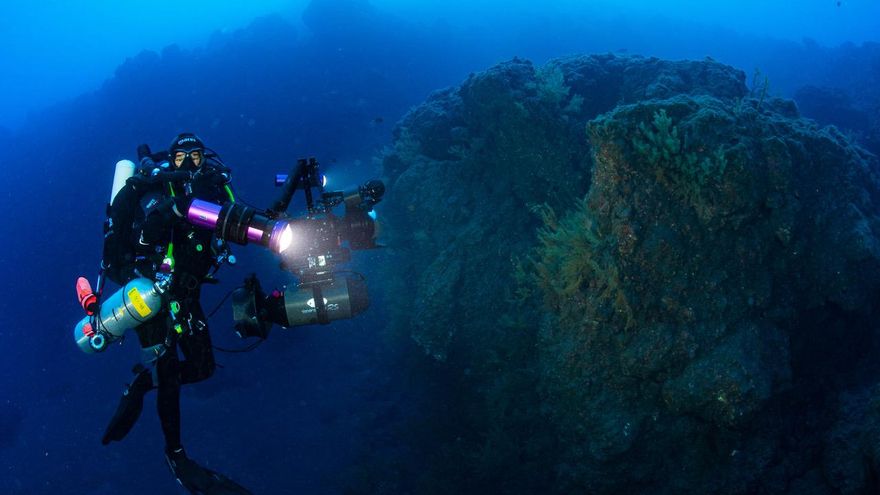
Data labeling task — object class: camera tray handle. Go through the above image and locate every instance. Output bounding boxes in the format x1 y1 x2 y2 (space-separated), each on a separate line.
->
267 157 323 219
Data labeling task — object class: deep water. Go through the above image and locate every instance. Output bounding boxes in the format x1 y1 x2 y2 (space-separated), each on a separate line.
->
1 1 879 493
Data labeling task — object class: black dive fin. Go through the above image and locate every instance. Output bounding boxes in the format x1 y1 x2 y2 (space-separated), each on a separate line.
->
101 365 153 445
166 450 253 495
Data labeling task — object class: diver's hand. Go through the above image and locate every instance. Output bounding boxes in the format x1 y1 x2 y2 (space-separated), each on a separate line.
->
191 168 231 199
197 167 231 185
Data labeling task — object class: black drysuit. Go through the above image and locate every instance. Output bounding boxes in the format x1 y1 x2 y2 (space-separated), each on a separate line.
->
106 165 232 451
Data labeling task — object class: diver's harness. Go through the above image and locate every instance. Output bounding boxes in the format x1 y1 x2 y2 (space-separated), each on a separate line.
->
76 156 236 354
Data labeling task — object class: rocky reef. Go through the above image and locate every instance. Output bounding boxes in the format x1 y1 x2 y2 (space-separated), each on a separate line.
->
371 54 880 494
792 42 880 157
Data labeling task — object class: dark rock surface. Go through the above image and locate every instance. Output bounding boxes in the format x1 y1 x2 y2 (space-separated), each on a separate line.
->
371 54 880 494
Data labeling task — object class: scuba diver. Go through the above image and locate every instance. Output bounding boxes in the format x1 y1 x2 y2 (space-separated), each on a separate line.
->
74 132 384 493
99 133 251 494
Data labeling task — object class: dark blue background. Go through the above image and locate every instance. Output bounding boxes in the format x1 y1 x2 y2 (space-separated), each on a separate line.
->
0 1 877 492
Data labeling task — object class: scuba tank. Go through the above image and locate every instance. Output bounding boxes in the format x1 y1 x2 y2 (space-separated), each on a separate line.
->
74 277 168 353
110 160 136 203
73 155 163 354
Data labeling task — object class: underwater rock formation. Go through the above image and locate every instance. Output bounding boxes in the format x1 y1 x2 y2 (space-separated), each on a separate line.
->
382 54 749 359
376 54 880 494
795 84 880 158
795 85 871 136
792 43 880 157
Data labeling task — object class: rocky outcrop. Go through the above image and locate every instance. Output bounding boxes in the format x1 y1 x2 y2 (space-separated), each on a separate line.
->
374 54 880 494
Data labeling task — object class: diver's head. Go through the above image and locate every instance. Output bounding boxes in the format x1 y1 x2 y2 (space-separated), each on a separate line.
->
169 133 205 171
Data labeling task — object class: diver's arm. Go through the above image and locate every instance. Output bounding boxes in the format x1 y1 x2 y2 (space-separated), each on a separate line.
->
208 163 235 204
191 163 233 202
137 144 171 177
140 198 188 245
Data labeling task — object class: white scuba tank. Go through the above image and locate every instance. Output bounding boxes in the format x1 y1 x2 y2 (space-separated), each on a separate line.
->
110 159 136 203
73 278 165 353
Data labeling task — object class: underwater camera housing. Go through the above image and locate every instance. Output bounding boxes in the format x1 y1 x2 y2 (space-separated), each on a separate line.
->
216 158 384 338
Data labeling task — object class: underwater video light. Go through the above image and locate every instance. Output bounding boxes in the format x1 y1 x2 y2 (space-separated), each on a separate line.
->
187 200 294 253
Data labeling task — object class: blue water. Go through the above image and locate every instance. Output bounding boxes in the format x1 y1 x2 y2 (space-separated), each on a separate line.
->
0 1 878 493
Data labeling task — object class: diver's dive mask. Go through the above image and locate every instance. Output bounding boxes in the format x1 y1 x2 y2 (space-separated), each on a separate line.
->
169 132 206 171
173 149 203 170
